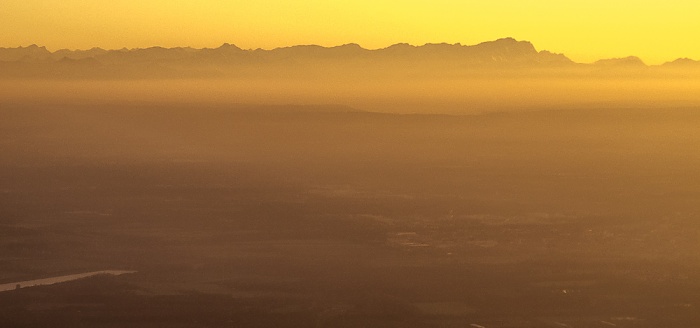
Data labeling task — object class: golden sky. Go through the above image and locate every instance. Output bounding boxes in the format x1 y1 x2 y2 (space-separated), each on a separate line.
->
2 0 699 64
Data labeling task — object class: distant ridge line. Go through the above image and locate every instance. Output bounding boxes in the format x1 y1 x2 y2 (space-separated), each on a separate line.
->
1 38 699 79
1 38 697 65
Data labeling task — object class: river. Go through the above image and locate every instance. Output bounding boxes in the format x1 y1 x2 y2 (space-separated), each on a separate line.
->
0 270 136 292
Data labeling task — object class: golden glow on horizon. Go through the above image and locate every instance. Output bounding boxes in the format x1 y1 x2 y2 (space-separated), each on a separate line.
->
2 0 699 64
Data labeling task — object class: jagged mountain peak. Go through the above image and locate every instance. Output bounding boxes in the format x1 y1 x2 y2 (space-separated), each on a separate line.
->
473 38 537 55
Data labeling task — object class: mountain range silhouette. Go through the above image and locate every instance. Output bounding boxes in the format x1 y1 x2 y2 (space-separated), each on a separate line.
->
1 38 698 78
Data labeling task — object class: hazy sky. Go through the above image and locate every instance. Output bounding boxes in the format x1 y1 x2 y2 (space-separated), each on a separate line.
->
2 0 699 64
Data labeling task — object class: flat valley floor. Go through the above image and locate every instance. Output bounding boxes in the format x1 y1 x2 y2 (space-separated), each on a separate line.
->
1 103 700 327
